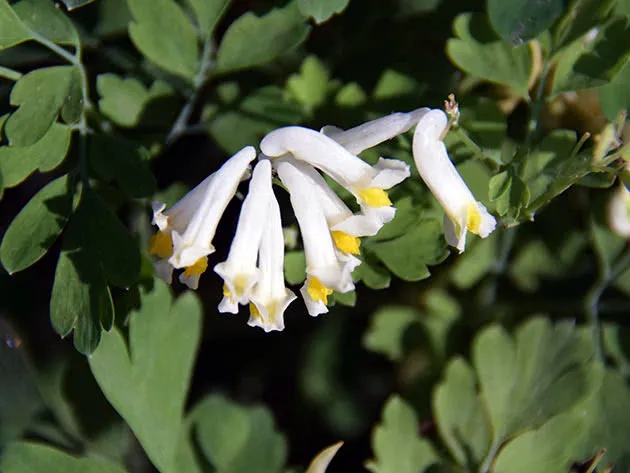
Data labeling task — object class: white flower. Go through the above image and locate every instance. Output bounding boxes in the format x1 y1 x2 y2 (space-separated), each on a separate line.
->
148 146 256 288
261 126 410 225
305 442 343 473
609 182 630 238
322 108 430 155
215 159 274 313
248 184 297 332
275 156 359 317
412 109 496 253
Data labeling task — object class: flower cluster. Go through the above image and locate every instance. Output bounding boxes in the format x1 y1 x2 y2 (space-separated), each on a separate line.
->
149 107 497 331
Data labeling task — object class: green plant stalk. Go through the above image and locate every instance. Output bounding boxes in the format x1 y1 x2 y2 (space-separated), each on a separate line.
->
167 38 215 145
585 247 630 363
0 65 22 81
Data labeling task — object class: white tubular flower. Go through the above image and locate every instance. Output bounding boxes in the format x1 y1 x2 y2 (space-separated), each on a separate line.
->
215 159 273 313
609 182 630 238
322 108 430 155
412 109 496 253
292 158 383 242
248 190 297 332
276 157 358 317
305 442 343 473
261 126 410 225
148 146 256 289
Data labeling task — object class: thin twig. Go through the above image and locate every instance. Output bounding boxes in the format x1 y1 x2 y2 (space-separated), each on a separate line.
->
166 39 215 145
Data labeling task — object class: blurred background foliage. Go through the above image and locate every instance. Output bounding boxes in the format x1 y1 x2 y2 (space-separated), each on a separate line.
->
1 0 630 472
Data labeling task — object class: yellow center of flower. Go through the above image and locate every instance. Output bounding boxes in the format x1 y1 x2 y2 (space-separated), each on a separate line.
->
357 188 391 207
466 204 482 235
331 231 361 255
223 285 232 297
148 231 173 258
249 303 262 320
183 256 208 277
223 275 249 301
307 277 333 305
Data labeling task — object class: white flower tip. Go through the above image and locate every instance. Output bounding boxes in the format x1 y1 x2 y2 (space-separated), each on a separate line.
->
320 125 344 139
300 283 329 317
370 158 410 188
153 259 173 284
151 201 168 230
260 126 307 157
609 183 630 238
248 290 297 332
443 214 467 253
305 442 344 473
415 109 448 141
476 204 497 238
214 263 260 305
179 271 200 290
218 297 239 314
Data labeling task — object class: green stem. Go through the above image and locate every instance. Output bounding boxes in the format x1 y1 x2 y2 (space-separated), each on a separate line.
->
167 38 215 144
452 127 499 171
0 65 22 81
585 246 630 363
478 441 501 473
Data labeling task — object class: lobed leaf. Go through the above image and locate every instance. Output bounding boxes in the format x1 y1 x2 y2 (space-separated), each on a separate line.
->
297 0 350 23
89 281 203 473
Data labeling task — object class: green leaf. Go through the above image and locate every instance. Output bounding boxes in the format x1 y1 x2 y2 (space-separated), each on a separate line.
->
191 395 287 473
491 408 587 473
550 17 630 97
446 13 532 97
366 217 449 281
215 4 310 74
5 66 81 147
554 0 616 49
97 74 168 128
363 306 419 361
0 123 72 189
354 256 391 289
95 0 133 37
286 55 331 113
473 318 594 442
208 86 303 154
0 0 31 49
89 135 156 198
128 0 199 80
78 191 141 288
12 0 79 45
0 442 128 473
50 209 114 354
366 396 438 473
434 358 491 466
489 168 530 218
569 369 630 471
372 69 422 100
89 281 203 473
297 0 350 23
488 0 563 44
599 59 630 120
1 174 72 274
450 234 498 289
186 0 230 36
284 250 306 285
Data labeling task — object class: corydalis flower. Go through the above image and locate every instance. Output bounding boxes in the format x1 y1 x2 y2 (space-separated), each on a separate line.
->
413 109 496 252
276 156 359 317
609 182 630 238
215 159 273 313
248 181 297 332
261 126 410 225
148 146 256 288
